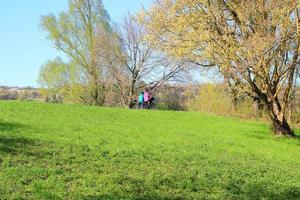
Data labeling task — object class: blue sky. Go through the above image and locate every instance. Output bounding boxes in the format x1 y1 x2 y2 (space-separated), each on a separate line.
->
0 0 152 87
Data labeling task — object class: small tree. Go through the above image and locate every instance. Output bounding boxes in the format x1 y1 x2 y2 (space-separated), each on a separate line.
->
38 57 90 103
38 58 73 89
143 0 300 136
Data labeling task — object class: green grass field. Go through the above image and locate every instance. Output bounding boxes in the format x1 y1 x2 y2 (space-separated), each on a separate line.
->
0 101 299 199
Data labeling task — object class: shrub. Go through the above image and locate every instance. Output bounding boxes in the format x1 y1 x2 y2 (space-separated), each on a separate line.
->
186 83 266 119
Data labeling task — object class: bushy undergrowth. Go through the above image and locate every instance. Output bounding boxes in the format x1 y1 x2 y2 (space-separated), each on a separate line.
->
186 84 300 126
186 84 262 118
0 101 299 199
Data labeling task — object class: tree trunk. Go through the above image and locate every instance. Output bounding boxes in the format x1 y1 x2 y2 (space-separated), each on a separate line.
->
266 103 295 137
88 82 105 106
128 80 137 109
247 79 295 137
89 71 105 106
270 116 294 136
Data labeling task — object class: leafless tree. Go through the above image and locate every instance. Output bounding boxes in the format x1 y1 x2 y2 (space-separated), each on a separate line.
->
96 13 191 108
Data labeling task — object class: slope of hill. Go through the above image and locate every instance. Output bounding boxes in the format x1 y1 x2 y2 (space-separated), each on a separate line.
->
0 101 299 199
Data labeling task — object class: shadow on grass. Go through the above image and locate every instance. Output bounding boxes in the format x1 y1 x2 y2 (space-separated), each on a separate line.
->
0 121 57 158
226 179 300 200
0 121 26 132
82 194 173 200
0 121 37 155
247 124 300 142
0 135 58 160
0 136 37 155
82 184 300 200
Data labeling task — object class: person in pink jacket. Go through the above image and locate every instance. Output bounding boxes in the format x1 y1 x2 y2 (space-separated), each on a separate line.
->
143 89 150 109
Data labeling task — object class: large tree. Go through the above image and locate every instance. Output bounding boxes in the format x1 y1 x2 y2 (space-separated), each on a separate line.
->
143 0 300 136
97 14 190 108
40 0 111 105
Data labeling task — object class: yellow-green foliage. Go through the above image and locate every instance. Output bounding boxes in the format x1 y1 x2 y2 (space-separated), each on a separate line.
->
40 0 111 106
186 84 259 118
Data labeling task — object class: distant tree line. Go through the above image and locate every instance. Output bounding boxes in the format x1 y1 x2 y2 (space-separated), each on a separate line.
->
0 86 40 101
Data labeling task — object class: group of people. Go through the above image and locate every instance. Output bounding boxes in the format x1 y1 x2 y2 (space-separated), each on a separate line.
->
136 89 155 109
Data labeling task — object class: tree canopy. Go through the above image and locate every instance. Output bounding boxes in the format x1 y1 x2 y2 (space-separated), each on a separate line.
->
143 0 300 136
40 0 111 105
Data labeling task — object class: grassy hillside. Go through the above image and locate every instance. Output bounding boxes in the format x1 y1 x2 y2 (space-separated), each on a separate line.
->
0 101 299 199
